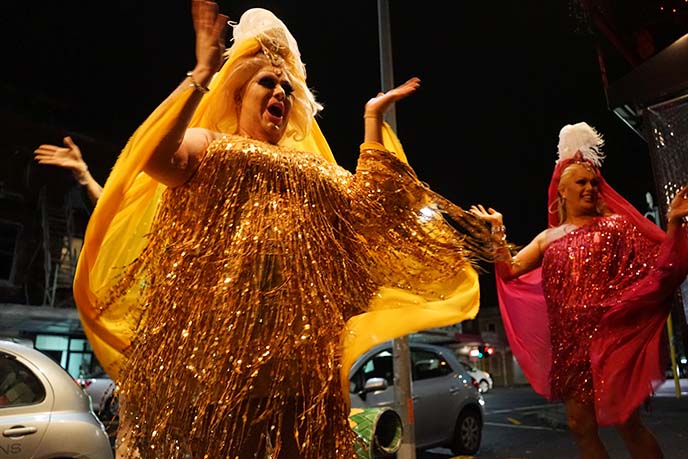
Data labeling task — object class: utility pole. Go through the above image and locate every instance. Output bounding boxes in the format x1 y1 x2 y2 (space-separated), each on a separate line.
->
376 1 416 457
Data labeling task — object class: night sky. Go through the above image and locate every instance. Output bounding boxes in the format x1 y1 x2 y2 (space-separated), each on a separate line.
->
3 1 668 306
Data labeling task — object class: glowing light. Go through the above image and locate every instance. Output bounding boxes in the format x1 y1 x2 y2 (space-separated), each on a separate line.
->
418 205 437 223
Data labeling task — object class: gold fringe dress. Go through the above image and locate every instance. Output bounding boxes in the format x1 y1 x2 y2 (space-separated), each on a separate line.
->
73 86 490 458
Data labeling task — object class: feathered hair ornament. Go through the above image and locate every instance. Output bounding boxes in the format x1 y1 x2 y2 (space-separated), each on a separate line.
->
556 122 605 167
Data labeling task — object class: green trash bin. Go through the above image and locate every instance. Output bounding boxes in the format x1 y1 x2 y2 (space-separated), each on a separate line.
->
349 407 403 459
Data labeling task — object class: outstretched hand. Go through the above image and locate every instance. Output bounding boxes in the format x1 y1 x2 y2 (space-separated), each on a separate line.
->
34 136 88 177
364 77 421 119
192 0 229 75
667 184 688 223
469 204 504 227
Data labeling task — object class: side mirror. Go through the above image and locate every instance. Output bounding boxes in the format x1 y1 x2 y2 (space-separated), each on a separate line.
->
357 377 388 401
362 377 388 393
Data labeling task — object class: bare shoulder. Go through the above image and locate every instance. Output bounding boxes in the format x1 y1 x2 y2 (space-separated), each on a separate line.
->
536 227 562 252
183 128 220 157
185 127 218 144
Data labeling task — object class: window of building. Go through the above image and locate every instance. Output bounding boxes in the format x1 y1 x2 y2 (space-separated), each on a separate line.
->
35 335 95 378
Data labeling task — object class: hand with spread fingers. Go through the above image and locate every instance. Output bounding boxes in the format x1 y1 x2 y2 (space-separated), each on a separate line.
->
363 77 421 145
469 204 503 228
34 136 102 205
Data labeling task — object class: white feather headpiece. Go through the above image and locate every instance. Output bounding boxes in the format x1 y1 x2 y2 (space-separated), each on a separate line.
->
556 122 605 167
230 8 306 80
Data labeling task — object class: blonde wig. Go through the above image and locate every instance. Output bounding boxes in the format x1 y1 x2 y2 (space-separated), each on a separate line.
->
552 162 608 224
548 122 608 226
190 9 323 145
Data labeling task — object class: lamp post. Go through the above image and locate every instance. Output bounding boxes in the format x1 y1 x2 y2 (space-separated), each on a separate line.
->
376 1 416 457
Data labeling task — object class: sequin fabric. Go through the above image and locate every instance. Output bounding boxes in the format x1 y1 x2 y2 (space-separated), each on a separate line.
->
541 214 658 404
99 135 488 458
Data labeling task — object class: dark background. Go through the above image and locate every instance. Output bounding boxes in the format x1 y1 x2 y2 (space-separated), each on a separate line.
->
2 0 686 306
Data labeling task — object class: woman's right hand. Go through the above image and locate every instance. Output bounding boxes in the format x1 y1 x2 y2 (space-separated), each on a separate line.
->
191 1 229 78
469 204 504 228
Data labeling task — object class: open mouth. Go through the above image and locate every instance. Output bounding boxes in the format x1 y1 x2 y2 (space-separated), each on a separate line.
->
268 105 283 117
267 102 284 124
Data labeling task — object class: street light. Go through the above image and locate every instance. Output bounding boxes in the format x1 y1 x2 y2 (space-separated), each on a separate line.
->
376 1 416 458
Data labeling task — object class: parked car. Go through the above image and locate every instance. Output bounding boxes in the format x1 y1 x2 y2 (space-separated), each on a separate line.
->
349 341 485 455
0 340 113 459
77 371 118 421
458 360 494 393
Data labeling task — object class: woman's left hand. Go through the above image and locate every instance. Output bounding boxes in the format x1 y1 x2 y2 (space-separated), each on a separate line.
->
667 184 688 224
364 77 421 119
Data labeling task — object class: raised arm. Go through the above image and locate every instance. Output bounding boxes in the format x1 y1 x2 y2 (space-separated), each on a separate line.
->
363 77 421 146
34 136 103 205
142 0 229 188
469 204 546 280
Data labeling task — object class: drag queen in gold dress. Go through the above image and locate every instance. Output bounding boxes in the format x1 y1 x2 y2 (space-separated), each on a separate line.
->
73 2 492 457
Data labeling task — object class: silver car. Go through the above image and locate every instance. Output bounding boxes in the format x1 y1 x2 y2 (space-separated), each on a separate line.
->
349 341 485 455
0 340 113 459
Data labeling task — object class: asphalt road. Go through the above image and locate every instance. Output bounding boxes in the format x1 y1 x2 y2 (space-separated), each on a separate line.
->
98 380 688 458
419 380 688 459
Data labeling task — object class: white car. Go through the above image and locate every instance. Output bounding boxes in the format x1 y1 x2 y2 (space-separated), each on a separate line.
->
0 340 113 459
459 360 493 393
77 371 118 421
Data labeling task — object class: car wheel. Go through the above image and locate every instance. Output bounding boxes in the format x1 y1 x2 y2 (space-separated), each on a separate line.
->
450 407 482 455
478 379 490 393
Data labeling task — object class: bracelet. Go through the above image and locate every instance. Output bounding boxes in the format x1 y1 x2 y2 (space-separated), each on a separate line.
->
491 224 507 248
187 71 210 94
72 168 90 185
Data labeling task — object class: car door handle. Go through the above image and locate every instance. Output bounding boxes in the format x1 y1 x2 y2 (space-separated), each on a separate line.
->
3 425 38 437
449 387 461 394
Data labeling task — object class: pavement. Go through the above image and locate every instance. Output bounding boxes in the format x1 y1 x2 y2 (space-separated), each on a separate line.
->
527 378 688 458
535 377 688 428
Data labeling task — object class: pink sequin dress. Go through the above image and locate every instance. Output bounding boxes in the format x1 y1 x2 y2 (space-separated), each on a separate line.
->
542 214 658 404
497 211 688 425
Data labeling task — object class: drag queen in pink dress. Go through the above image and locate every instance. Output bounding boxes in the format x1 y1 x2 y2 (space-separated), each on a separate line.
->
471 122 688 458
